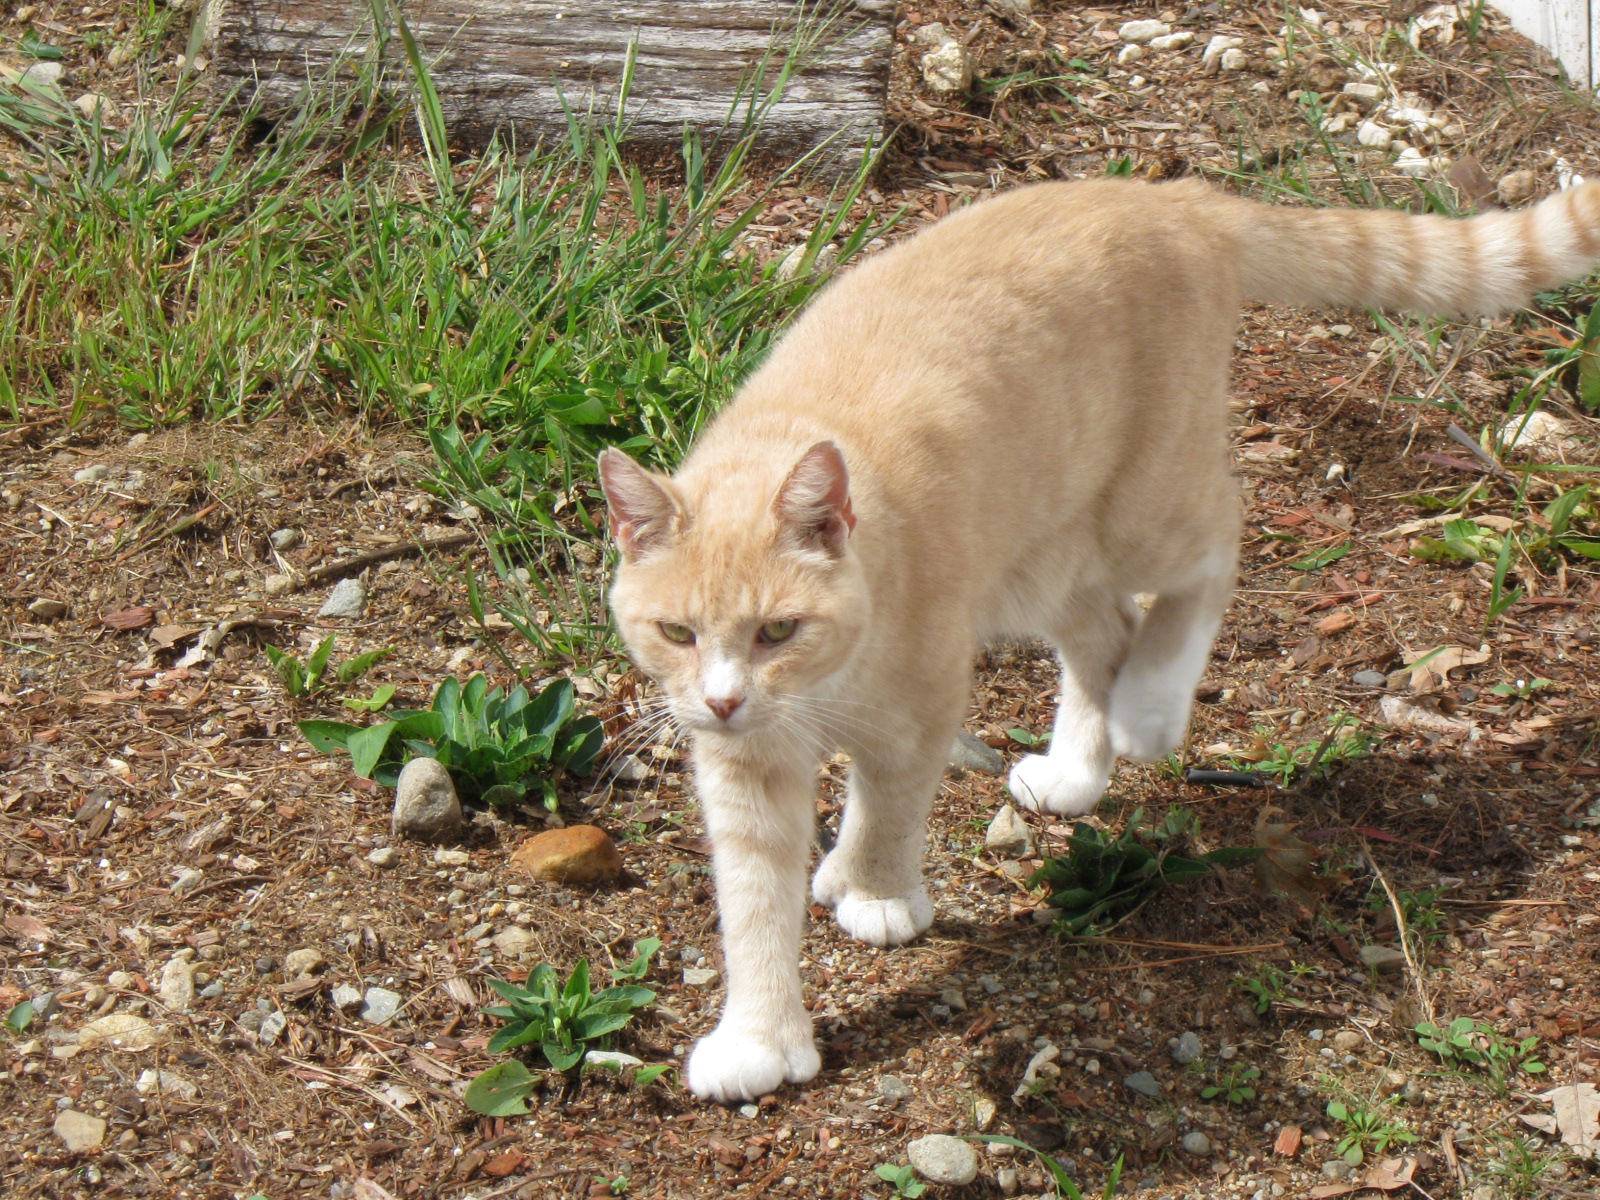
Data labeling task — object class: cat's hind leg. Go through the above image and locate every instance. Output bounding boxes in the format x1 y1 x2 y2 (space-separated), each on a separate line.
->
1008 595 1135 816
811 686 964 947
1108 545 1237 762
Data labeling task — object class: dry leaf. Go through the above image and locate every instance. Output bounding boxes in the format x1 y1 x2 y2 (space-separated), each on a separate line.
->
1520 1083 1599 1158
1314 611 1355 635
1255 809 1345 907
1379 695 1475 738
77 1013 163 1053
353 1181 399 1200
101 607 155 631
1403 645 1489 692
148 624 200 649
1448 154 1498 208
5 913 52 942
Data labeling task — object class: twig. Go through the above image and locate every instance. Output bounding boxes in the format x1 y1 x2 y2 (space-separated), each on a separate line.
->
1083 943 1288 971
303 532 475 586
1446 422 1519 483
1364 844 1436 1029
113 502 222 564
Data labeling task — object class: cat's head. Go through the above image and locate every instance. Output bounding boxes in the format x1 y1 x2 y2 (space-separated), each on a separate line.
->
598 441 869 744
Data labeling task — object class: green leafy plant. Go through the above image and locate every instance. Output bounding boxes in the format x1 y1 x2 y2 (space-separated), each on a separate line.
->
464 938 661 1115
3 1000 34 1036
342 684 398 712
1228 712 1372 787
1366 885 1448 944
299 673 604 809
1489 677 1553 700
1482 1134 1571 1198
1007 726 1049 747
1029 808 1260 935
264 635 390 699
873 1163 927 1198
1201 1063 1261 1105
968 1137 1122 1200
1325 1098 1418 1166
1415 1017 1546 1093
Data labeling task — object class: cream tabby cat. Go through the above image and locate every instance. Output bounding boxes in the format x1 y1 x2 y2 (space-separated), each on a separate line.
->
598 177 1600 1103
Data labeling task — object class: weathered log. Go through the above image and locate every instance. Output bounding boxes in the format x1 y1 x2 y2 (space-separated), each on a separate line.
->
204 1 892 163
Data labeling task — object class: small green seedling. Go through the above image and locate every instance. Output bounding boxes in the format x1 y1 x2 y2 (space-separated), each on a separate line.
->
968 1137 1122 1200
4 1001 35 1036
464 938 661 1115
1415 1018 1545 1093
342 684 397 712
300 672 604 809
1489 678 1552 700
265 634 390 699
1326 1099 1418 1166
873 1163 927 1198
1008 726 1050 747
1201 1063 1260 1105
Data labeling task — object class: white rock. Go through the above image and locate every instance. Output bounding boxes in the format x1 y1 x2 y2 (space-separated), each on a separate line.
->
18 60 64 89
1342 81 1383 107
27 597 65 619
365 845 398 868
492 926 536 957
1320 112 1356 134
1117 44 1145 66
1182 1130 1213 1155
908 1134 979 1185
317 577 366 619
1396 147 1441 177
1220 48 1249 71
392 757 462 841
433 848 470 867
283 948 327 977
53 1110 106 1153
1013 1041 1061 1100
1202 35 1243 71
985 805 1036 857
74 93 113 120
921 42 973 93
1118 20 1171 43
683 967 720 988
912 23 950 45
158 952 197 1013
73 463 110 485
330 985 363 1010
1148 32 1195 51
136 1068 198 1101
584 1049 645 1071
1356 120 1392 147
1501 409 1574 455
77 1013 162 1053
361 987 403 1024
263 572 294 597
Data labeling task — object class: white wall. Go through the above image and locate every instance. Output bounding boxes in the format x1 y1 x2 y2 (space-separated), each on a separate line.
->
1493 0 1599 89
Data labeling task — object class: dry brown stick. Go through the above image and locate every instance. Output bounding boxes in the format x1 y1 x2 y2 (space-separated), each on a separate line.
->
1083 943 1288 971
1364 843 1437 1029
303 532 475 586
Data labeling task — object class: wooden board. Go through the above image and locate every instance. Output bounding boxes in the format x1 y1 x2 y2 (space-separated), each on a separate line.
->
204 0 893 162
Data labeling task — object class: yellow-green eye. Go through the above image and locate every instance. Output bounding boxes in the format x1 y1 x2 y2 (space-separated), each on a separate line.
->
659 622 695 645
758 619 797 644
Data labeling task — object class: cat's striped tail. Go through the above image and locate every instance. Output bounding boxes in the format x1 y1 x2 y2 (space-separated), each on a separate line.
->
1229 181 1600 314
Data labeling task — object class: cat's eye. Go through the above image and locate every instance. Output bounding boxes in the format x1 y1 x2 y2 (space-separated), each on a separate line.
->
659 622 695 645
758 619 798 644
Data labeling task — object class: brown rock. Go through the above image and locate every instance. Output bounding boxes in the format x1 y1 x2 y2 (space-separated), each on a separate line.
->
510 826 622 885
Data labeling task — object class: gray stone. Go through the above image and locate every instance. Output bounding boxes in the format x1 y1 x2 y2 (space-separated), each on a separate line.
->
330 985 363 1010
30 992 60 1020
1333 1030 1362 1052
492 927 536 957
269 528 301 551
236 1009 265 1032
72 463 110 485
739 1103 760 1119
53 1110 106 1153
683 967 720 988
199 982 224 999
20 60 64 88
997 1166 1020 1195
263 573 294 598
949 730 1004 775
613 754 650 783
158 953 197 1012
1181 1131 1212 1155
366 846 398 868
1353 670 1388 688
361 987 402 1025
1124 1071 1160 1098
136 1068 198 1101
908 1134 979 1186
317 577 367 619
392 757 462 842
1322 1159 1354 1180
258 1011 288 1043
1171 1031 1204 1064
985 804 1036 856
878 1074 914 1102
27 597 65 619
1359 944 1409 975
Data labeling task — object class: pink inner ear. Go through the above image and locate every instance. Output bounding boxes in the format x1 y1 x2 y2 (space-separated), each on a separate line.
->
775 441 854 552
598 448 679 557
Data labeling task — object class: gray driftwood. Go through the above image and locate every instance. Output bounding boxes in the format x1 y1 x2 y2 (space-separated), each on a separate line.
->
204 1 892 162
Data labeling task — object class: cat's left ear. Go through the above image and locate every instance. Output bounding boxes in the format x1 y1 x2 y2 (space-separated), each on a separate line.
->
598 448 684 561
774 441 856 556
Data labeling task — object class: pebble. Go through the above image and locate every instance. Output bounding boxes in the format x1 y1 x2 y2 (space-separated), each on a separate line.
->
74 92 112 120
585 1049 644 1071
973 1096 997 1130
1333 1030 1362 1052
258 1011 288 1043
361 987 403 1025
1356 120 1392 147
199 982 224 999
949 730 1004 775
492 927 536 957
920 42 973 93
908 1134 979 1186
237 1009 265 1032
284 948 327 977
1182 1131 1212 1155
1322 1160 1353 1180
255 956 276 975
107 971 135 991
1359 944 1408 975
136 1068 198 1101
997 1166 1019 1195
83 985 106 1008
878 1075 914 1102
682 967 720 988
510 825 623 885
739 1103 760 1119
1171 1031 1204 1064
77 1013 161 1053
317 577 367 619
263 572 294 597
1352 670 1387 688
53 1110 107 1153
434 849 471 867
1220 47 1248 71
366 845 399 868
392 757 462 842
1124 1071 1160 1098
171 868 205 895
72 463 110 485
330 985 363 1010
1498 169 1537 206
27 597 65 619
1148 31 1194 51
1118 19 1170 43
158 952 197 1012
30 992 60 1020
269 528 301 551
985 804 1036 856
612 754 650 783
1202 35 1243 71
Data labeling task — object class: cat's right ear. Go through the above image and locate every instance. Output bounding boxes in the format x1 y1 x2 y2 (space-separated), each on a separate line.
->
597 449 682 561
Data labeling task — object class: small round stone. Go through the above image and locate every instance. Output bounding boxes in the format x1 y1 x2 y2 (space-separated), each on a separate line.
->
908 1134 979 1186
1182 1131 1212 1155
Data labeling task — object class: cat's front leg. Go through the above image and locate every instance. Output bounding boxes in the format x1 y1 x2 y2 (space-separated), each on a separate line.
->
685 748 820 1104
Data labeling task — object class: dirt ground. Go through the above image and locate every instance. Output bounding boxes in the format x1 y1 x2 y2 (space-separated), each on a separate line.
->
2 2 1599 1199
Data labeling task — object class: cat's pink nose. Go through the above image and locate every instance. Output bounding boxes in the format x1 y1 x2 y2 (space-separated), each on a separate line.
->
705 695 743 721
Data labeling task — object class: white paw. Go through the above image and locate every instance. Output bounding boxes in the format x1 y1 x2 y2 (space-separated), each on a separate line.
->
811 850 850 909
1108 691 1189 762
833 890 933 947
1008 752 1107 816
686 1026 820 1104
